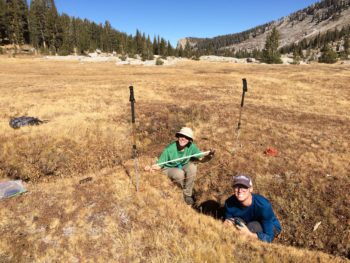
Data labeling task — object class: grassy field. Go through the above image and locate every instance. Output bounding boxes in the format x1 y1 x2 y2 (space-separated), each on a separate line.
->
0 57 349 262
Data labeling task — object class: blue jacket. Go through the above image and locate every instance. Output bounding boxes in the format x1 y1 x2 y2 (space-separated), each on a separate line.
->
224 194 281 243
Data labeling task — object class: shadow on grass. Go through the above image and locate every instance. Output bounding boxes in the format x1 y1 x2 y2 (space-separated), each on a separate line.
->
194 199 225 220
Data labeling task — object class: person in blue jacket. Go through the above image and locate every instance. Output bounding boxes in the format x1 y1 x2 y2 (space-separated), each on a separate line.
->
224 174 281 243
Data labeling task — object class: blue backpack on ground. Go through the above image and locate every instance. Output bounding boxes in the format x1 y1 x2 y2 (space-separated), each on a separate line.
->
9 116 45 129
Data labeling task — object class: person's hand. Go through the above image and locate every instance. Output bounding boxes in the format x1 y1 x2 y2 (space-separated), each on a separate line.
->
208 149 215 156
144 164 161 172
223 219 234 227
198 149 215 163
235 221 247 231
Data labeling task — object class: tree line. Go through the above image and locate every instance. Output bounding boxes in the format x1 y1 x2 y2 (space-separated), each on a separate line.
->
1 0 349 63
247 26 350 64
0 0 177 57
280 25 350 53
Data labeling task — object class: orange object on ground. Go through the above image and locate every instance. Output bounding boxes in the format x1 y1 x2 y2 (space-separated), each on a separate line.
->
264 147 278 156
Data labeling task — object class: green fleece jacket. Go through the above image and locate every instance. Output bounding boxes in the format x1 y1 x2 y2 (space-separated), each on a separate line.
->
156 141 203 169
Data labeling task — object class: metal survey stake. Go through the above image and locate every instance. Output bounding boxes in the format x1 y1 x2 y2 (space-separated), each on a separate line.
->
129 86 140 191
237 78 248 129
233 79 248 152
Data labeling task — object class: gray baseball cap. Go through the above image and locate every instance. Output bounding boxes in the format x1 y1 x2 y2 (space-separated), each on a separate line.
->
232 174 253 188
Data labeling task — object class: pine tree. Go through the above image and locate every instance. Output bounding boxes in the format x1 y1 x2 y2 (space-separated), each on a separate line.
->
261 27 282 64
152 35 158 55
58 13 74 55
141 41 149 61
252 48 261 59
159 37 166 57
117 34 127 55
177 46 184 57
207 42 214 55
292 49 301 64
146 35 153 59
21 0 29 43
100 21 113 52
0 0 8 44
167 41 173 56
140 34 154 61
72 18 90 54
141 32 146 54
135 29 143 54
29 0 48 49
344 36 350 57
45 0 61 54
109 30 118 53
5 0 29 45
89 21 98 52
127 34 136 57
6 0 20 44
184 41 191 58
313 33 321 49
319 43 338 63
28 0 61 53
157 35 160 54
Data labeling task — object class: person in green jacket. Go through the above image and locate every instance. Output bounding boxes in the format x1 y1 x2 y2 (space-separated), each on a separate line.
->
145 127 214 205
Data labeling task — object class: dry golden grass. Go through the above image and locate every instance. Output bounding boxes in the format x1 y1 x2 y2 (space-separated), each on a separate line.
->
0 57 349 262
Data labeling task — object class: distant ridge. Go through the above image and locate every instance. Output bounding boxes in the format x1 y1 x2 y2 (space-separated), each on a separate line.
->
177 0 350 53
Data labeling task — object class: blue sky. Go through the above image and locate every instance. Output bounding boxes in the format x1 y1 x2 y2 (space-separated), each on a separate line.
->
50 0 321 46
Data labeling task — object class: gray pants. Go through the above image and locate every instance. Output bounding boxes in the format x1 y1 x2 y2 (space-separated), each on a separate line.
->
247 221 263 233
163 162 197 197
232 218 263 233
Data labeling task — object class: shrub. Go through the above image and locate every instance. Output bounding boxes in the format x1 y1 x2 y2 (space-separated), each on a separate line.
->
319 44 337 64
58 49 72 56
291 50 301 65
39 47 50 55
339 51 349 60
155 58 164 65
142 51 154 61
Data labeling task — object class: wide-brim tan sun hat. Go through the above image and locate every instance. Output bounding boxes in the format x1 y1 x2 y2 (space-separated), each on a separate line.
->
176 127 194 140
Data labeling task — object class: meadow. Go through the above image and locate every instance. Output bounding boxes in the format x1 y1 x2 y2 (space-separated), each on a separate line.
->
0 57 349 262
